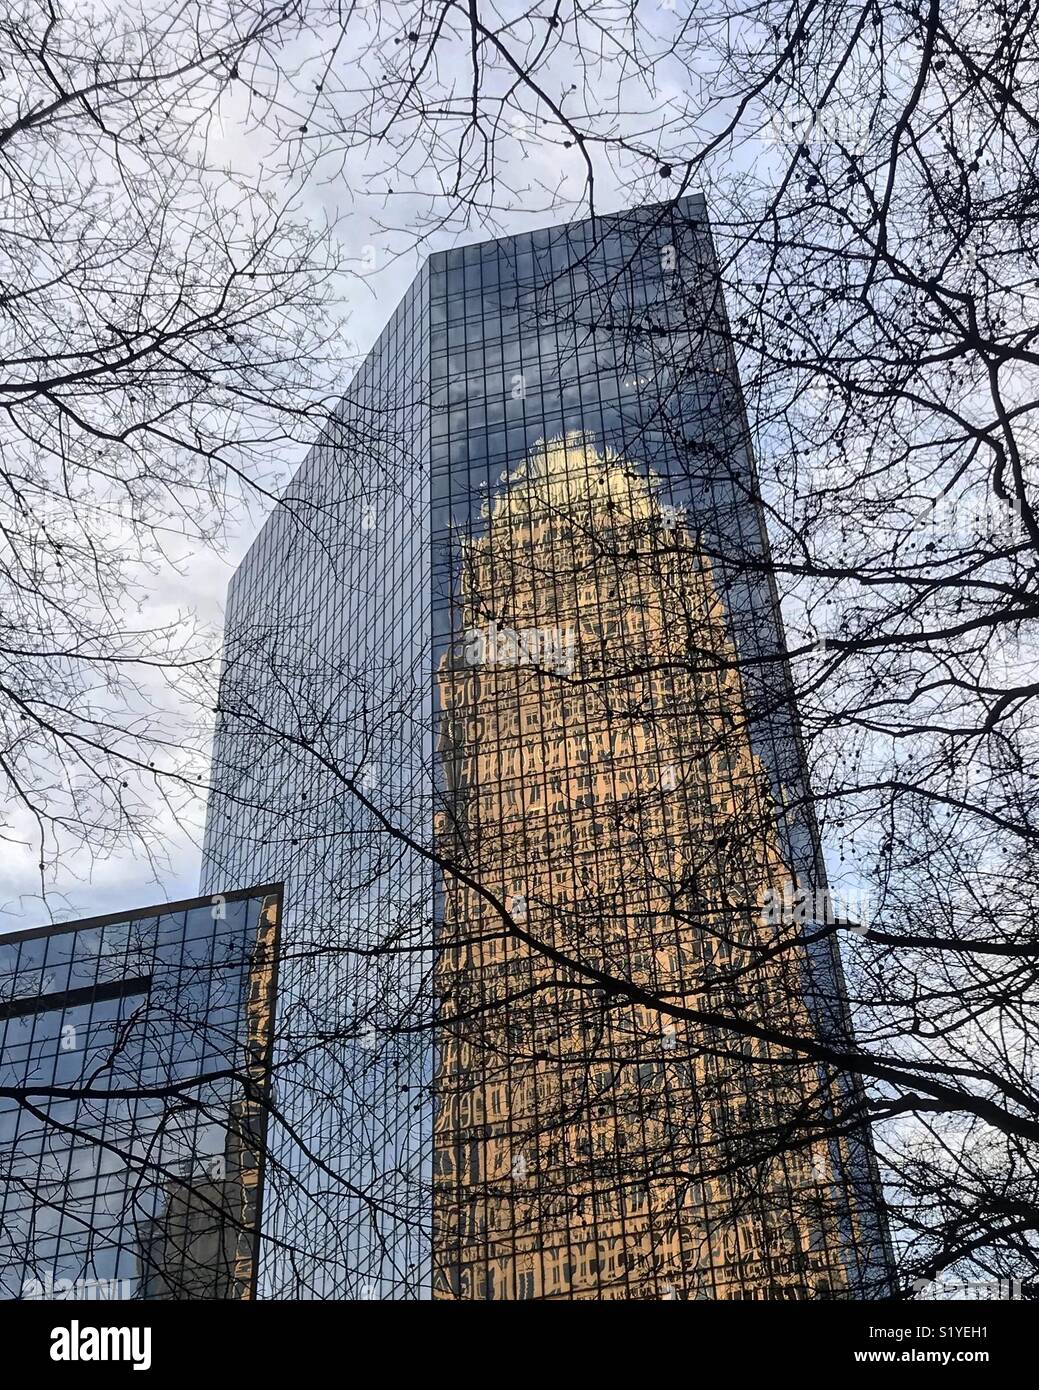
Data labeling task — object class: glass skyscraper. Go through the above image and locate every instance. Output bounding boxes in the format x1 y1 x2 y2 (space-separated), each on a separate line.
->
0 886 279 1300
201 195 894 1299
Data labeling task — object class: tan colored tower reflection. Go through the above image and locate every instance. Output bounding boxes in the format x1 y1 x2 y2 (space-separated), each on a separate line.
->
433 432 859 1300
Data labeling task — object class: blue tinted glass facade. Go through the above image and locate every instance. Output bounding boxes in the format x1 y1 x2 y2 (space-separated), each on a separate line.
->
201 269 433 1298
202 196 893 1299
0 886 279 1300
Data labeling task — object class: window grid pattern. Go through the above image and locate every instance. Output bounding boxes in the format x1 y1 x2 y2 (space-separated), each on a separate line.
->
429 200 893 1299
202 197 893 1300
0 888 278 1301
201 268 433 1299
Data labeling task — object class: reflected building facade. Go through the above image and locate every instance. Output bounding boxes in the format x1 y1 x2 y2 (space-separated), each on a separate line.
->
202 195 894 1299
432 435 884 1297
0 886 279 1300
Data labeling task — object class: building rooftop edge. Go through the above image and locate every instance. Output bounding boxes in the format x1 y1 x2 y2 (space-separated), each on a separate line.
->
0 882 284 947
423 191 710 270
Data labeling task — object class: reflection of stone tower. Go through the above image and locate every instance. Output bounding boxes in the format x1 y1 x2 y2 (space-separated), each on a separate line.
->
138 1113 249 1300
433 432 867 1300
138 893 279 1300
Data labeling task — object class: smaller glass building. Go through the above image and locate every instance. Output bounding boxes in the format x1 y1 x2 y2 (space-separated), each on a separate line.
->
0 885 280 1301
